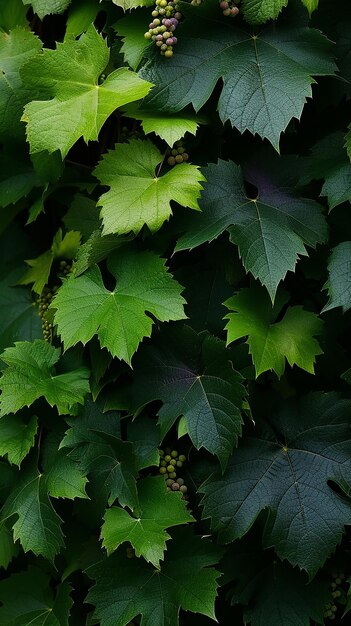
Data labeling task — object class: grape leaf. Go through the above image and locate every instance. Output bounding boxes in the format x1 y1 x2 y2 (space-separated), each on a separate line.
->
0 269 42 353
52 245 187 364
86 526 222 626
0 0 28 31
300 133 351 210
21 27 153 157
101 476 194 567
122 325 245 470
322 242 351 313
44 446 89 500
0 340 90 416
301 0 319 15
201 392 351 576
73 230 126 276
94 139 205 235
222 536 328 626
141 3 335 149
19 229 81 294
224 284 323 377
112 0 154 9
0 27 42 140
122 103 202 145
176 159 327 300
65 0 101 41
23 0 71 19
0 567 72 625
116 9 152 70
63 195 101 242
0 464 65 561
0 414 38 467
242 0 288 24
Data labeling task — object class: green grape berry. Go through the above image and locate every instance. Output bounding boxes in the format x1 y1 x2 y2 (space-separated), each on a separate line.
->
159 467 167 474
178 454 186 462
171 450 178 457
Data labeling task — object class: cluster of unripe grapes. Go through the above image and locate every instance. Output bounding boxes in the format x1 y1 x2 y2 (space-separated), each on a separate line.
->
58 259 73 277
159 448 188 495
144 1 182 58
167 140 189 166
120 125 141 143
38 285 59 342
219 0 240 17
324 571 347 620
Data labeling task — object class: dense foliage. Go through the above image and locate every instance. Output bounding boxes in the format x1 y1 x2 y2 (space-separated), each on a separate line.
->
0 0 350 624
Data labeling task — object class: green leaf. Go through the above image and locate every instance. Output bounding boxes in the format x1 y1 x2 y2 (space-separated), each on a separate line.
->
63 194 101 242
300 0 319 15
0 0 28 31
201 393 351 577
242 0 288 25
0 27 42 140
116 9 152 71
23 0 71 19
176 160 327 300
123 325 245 470
101 476 194 567
0 269 42 353
45 448 88 500
0 567 72 625
224 284 323 377
94 139 205 235
0 464 65 561
52 245 187 364
0 340 90 416
0 523 18 570
300 133 351 210
87 526 222 626
19 228 81 294
141 4 335 149
73 230 125 276
65 0 101 41
123 103 202 145
0 150 41 207
112 0 154 9
0 414 38 466
322 242 351 313
21 27 153 158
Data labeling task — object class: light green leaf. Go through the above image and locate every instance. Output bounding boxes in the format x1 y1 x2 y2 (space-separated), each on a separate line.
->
176 160 327 301
300 0 319 15
322 242 351 313
123 103 202 145
23 0 71 19
0 340 90 415
53 245 187 364
19 228 81 294
87 526 221 625
116 9 152 70
0 567 72 624
224 284 323 377
112 0 154 9
242 0 288 25
0 414 38 466
0 465 64 561
94 139 205 235
21 27 153 157
0 27 42 140
101 476 194 567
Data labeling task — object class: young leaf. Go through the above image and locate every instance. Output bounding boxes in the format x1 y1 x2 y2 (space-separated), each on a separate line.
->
201 392 351 577
0 464 65 561
101 476 194 567
94 139 205 235
0 567 72 624
322 242 351 313
224 284 323 377
242 0 288 24
0 27 42 140
0 414 38 467
86 526 222 626
122 104 202 145
23 0 71 19
176 160 327 300
141 3 335 149
0 340 90 416
122 325 245 470
21 27 153 157
53 245 187 364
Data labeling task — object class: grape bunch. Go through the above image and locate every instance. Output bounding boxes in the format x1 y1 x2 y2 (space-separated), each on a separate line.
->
120 125 142 143
58 259 73 277
144 1 183 58
219 0 240 17
159 448 188 496
167 140 189 166
38 286 59 342
324 571 347 621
